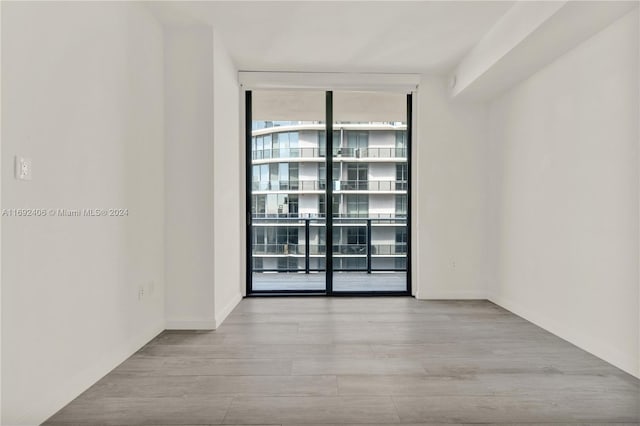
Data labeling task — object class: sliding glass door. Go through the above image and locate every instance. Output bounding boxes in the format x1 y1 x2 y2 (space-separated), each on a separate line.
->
246 90 411 295
331 91 409 292
247 90 327 292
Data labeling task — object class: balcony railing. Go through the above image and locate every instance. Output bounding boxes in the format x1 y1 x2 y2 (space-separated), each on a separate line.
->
330 244 408 256
250 213 408 221
335 180 407 191
252 180 323 191
252 147 325 160
251 218 407 274
333 147 407 159
252 180 407 192
253 242 407 258
373 243 407 255
251 147 408 161
252 243 327 255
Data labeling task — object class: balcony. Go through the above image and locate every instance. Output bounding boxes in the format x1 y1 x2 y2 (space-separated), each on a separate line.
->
252 180 324 192
251 147 407 162
252 147 325 161
335 180 407 192
251 217 407 274
249 215 407 226
332 243 406 256
250 213 407 221
333 147 407 159
252 243 326 256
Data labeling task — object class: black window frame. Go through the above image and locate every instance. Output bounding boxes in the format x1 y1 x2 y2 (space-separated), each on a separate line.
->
245 91 412 296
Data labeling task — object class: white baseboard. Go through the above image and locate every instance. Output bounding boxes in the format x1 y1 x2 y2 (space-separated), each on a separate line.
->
490 295 640 379
165 319 216 330
215 292 243 328
415 290 487 300
165 292 242 330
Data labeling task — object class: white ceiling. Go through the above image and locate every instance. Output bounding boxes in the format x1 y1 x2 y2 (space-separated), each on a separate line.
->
149 1 514 74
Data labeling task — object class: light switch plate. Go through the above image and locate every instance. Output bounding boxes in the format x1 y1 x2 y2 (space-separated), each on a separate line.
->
15 156 32 181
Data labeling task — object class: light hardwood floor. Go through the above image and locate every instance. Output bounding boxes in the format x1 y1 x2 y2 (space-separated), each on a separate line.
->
44 297 639 425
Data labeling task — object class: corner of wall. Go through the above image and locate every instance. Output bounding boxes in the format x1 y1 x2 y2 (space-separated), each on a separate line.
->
485 9 640 378
212 28 242 328
214 291 242 329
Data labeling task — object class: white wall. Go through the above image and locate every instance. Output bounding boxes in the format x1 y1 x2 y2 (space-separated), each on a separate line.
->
164 26 216 329
487 9 639 377
368 131 395 148
369 194 395 216
369 163 395 180
212 32 243 325
1 3 165 424
414 76 490 299
164 27 242 329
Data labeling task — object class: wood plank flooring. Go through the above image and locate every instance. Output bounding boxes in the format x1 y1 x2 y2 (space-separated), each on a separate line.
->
44 298 640 425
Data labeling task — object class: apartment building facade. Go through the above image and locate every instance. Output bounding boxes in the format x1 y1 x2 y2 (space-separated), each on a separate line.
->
250 120 408 276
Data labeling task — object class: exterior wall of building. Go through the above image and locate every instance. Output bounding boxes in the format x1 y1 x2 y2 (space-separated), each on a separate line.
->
369 194 395 216
368 131 395 148
250 123 407 274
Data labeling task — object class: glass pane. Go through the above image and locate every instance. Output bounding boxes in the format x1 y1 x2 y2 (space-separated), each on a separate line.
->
251 90 326 291
332 91 408 292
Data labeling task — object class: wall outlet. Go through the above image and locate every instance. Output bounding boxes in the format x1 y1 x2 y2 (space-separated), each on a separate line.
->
138 285 145 301
15 156 33 181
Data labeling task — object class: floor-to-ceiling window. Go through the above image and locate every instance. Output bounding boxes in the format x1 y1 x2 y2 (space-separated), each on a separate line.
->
246 90 411 295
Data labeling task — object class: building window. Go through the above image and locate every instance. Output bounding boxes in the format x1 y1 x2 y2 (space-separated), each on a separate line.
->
318 130 340 157
253 195 266 216
273 132 299 158
345 194 368 217
346 163 368 190
266 226 299 248
395 130 406 157
289 163 299 189
252 132 299 159
278 163 288 189
345 131 368 150
253 227 266 245
253 163 299 191
261 134 272 159
396 163 408 190
347 227 367 246
347 163 368 181
395 227 407 253
396 163 407 181
332 195 340 217
319 163 341 189
261 193 295 217
395 194 407 217
269 163 279 189
318 163 325 186
287 195 299 216
276 226 299 244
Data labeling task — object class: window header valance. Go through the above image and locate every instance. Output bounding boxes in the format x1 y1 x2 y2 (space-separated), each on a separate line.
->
238 72 419 93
